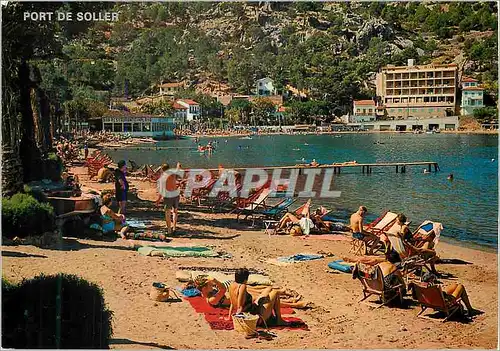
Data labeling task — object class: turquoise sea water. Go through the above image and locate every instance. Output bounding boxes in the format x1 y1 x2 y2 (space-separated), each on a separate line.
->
106 133 498 249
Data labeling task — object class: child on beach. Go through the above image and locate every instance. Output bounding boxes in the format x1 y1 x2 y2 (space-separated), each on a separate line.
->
100 194 129 239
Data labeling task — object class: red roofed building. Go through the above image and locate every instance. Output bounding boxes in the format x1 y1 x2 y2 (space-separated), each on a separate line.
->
352 100 377 122
176 99 201 122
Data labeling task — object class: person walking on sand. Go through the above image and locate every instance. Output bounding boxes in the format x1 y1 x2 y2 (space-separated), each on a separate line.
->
155 162 183 234
114 160 129 214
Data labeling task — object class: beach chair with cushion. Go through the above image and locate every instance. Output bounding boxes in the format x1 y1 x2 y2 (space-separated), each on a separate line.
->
353 263 405 308
410 282 463 322
255 197 296 220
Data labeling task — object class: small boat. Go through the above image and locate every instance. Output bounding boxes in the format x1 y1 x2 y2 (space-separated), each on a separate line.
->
239 136 253 140
139 138 157 144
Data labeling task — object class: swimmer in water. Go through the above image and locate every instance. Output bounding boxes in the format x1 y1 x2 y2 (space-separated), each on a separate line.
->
423 169 430 174
447 173 454 181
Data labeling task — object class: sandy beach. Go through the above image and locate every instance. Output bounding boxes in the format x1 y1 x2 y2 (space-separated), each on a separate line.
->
2 166 498 349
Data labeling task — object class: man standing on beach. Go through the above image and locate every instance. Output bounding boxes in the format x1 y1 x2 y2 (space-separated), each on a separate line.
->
156 163 182 234
115 160 129 214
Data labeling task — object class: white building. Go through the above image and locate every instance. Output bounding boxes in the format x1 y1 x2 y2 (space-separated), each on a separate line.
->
255 77 277 96
352 100 377 122
158 82 185 96
346 116 459 131
176 99 201 122
172 102 188 124
460 77 484 116
102 110 175 138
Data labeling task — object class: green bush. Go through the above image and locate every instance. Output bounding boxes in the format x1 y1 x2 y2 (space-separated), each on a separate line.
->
2 193 55 239
2 273 113 349
23 184 49 203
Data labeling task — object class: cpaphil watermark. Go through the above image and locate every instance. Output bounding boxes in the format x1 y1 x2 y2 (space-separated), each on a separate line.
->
157 168 341 199
23 11 119 22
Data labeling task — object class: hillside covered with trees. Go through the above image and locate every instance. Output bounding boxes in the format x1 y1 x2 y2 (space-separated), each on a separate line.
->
42 2 498 119
3 2 499 135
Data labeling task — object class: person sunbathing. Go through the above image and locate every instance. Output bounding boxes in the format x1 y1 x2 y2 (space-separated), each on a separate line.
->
275 200 312 234
193 275 308 309
382 231 438 273
100 194 129 239
311 209 333 233
419 272 477 317
228 268 289 327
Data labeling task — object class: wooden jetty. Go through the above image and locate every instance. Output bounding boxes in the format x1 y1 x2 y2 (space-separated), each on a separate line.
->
203 161 440 174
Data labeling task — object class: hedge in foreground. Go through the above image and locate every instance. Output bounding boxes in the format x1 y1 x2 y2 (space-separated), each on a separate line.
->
2 192 55 239
2 273 113 349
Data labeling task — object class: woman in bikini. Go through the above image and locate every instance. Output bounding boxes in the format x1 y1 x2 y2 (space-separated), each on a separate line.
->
193 274 308 309
228 268 289 327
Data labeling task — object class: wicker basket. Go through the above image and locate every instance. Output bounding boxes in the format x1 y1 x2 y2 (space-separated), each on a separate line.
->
232 313 259 335
150 282 170 302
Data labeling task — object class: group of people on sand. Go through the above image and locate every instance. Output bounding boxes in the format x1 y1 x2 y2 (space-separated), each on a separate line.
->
349 205 477 318
188 268 308 337
273 199 334 236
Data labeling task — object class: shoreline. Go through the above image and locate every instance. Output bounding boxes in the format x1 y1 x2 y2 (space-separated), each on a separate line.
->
2 167 497 349
94 129 498 149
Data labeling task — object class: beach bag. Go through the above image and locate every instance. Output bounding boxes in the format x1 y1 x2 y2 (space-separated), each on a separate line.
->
232 313 259 335
289 224 303 236
150 282 170 302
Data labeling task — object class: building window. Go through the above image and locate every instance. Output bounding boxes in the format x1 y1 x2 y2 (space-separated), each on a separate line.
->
123 123 132 132
113 123 123 132
398 108 402 112
368 109 373 113
133 123 141 132
428 108 434 112
390 108 395 112
142 122 151 132
104 123 113 132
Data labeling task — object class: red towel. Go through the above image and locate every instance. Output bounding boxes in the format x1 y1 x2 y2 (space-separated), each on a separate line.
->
185 296 307 331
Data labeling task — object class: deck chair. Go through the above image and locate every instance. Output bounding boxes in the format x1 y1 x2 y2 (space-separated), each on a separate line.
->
188 178 218 206
349 211 399 256
235 188 271 224
410 221 443 249
255 197 296 220
410 282 463 322
387 235 438 278
353 263 405 308
365 211 399 235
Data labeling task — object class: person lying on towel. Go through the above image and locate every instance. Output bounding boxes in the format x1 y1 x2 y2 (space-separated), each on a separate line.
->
100 194 129 239
228 268 290 327
192 274 309 310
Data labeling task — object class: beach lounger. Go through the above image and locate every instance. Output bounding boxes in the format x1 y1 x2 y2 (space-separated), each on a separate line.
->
410 282 463 322
353 263 405 308
235 188 271 224
255 197 297 220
